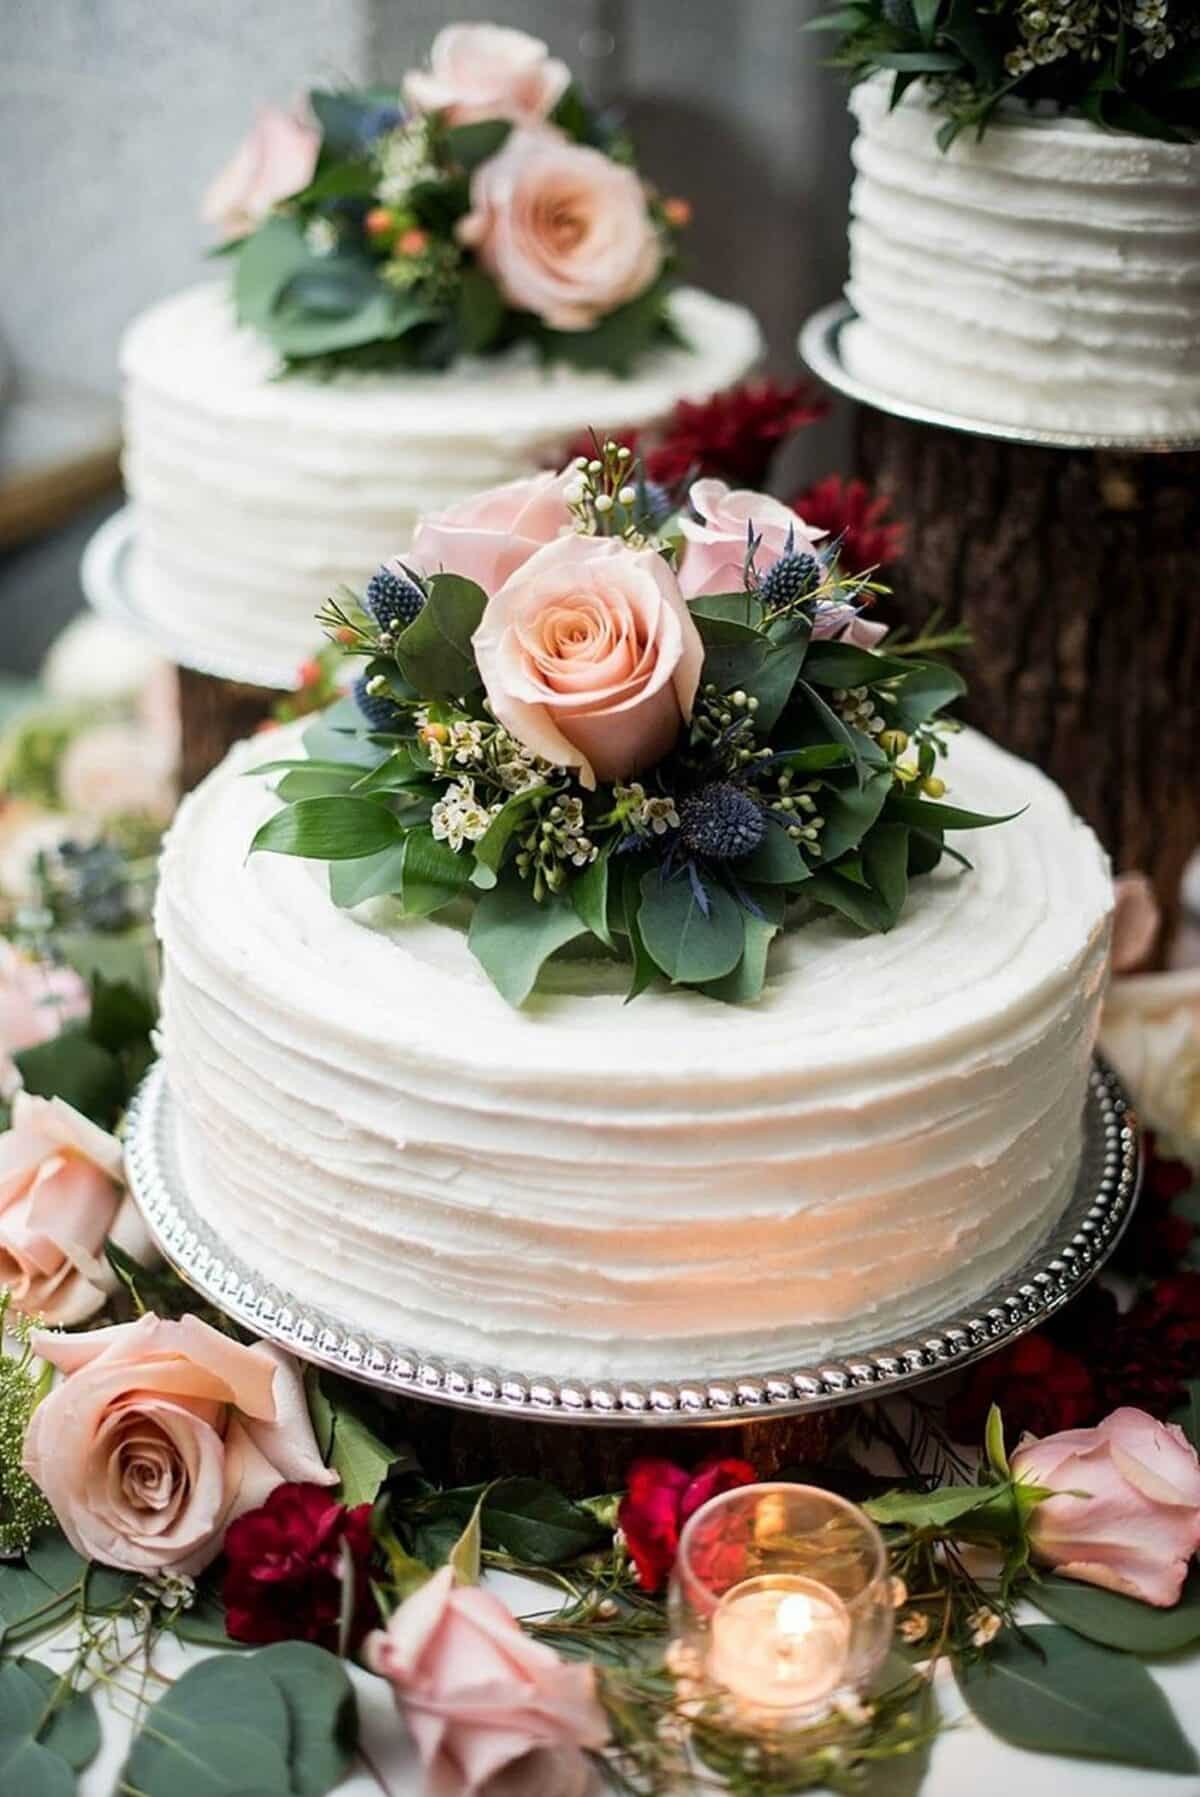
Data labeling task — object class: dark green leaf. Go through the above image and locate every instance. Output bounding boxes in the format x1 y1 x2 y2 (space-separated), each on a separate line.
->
87 974 156 1055
443 118 511 171
817 768 893 861
890 661 966 730
799 680 886 787
13 1032 122 1127
472 785 555 879
753 615 812 731
400 828 473 917
456 267 506 353
806 870 894 933
802 641 910 687
638 871 745 985
694 612 767 693
278 259 379 320
956 1625 1198 1773
620 860 658 1001
873 49 964 70
310 87 402 158
327 1403 395 1508
1028 1567 1200 1655
394 573 487 701
885 794 1022 833
771 743 851 775
914 0 943 39
270 286 433 359
705 891 785 1004
688 592 765 631
171 1591 246 1649
123 1657 292 1796
329 843 408 909
571 846 613 948
863 822 909 919
253 1642 358 1797
352 748 427 794
469 879 587 1006
251 796 402 861
410 1478 609 1568
9 1659 100 1771
739 822 811 885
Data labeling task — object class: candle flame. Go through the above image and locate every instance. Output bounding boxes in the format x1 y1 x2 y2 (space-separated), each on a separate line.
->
776 1593 815 1638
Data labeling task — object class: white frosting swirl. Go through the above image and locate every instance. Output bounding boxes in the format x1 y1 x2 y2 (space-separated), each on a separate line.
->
155 721 1112 1382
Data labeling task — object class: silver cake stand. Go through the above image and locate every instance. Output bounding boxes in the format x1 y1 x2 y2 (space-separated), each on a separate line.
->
799 300 1200 454
80 506 301 692
123 1057 1141 1427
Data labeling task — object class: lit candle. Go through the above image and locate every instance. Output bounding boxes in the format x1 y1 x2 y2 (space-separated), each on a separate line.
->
708 1573 852 1714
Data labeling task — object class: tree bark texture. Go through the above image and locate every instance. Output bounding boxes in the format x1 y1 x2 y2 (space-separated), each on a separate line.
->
856 412 1200 945
178 667 278 792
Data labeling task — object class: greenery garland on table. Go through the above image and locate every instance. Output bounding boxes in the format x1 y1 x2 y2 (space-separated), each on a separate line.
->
249 437 1007 1008
810 0 1200 146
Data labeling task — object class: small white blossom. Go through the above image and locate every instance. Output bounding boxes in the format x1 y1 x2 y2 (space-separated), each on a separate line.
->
304 217 338 257
376 120 435 203
832 1691 875 1727
890 1575 908 1610
969 1607 1003 1648
615 782 680 836
431 778 498 851
449 719 485 764
899 1611 930 1644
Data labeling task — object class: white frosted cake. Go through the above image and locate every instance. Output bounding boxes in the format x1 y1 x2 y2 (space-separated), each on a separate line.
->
155 721 1112 1383
120 283 760 677
842 74 1200 438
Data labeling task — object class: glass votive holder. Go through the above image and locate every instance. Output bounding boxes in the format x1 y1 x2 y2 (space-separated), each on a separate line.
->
667 1482 893 1730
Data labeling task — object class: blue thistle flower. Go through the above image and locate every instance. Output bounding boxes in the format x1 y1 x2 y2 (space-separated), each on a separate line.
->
365 566 424 635
636 476 673 527
759 552 820 611
678 783 765 862
353 671 406 734
357 103 405 144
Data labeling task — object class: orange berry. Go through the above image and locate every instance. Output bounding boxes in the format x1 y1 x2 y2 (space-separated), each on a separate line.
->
365 207 395 237
663 196 692 228
335 625 358 646
396 227 429 257
297 658 322 689
420 721 450 746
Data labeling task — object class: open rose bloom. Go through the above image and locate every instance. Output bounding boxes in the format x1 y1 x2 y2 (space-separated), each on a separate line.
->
367 1565 608 1797
410 469 574 595
0 1093 149 1325
1013 1408 1200 1607
23 1313 334 1574
404 23 569 127
472 531 703 789
203 103 319 241
458 126 662 331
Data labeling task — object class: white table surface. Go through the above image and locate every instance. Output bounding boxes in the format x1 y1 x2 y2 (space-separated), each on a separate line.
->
59 1566 1200 1797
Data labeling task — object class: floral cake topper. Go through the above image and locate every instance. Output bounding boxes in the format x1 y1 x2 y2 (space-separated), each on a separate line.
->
251 430 1011 1007
204 23 687 375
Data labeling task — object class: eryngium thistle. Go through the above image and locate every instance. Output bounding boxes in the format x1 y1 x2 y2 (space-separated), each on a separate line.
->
758 552 821 611
678 782 765 861
365 566 424 635
353 671 406 734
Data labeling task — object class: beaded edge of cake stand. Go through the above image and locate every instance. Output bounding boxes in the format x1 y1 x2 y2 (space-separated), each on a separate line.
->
80 507 298 691
123 1057 1141 1426
799 301 1200 455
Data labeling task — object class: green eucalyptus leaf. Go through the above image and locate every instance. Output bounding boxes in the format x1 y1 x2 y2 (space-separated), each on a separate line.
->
571 846 613 948
638 871 745 985
252 796 403 861
394 573 487 701
171 1591 246 1649
8 1659 101 1771
817 768 893 862
0 1561 74 1646
863 821 909 919
890 661 966 730
254 1641 358 1797
0 1741 74 1797
329 843 409 909
234 215 310 333
621 861 658 1001
469 879 587 1006
1028 1567 1200 1655
472 785 556 878
123 1656 292 1796
956 1625 1198 1773
270 287 433 358
807 870 894 933
705 891 785 1005
739 821 811 885
400 828 473 916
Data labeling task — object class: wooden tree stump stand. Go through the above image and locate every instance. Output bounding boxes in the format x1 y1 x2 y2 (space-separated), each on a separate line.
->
178 666 281 792
856 412 1200 943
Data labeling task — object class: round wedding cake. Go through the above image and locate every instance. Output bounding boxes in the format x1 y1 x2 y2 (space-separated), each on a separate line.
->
155 722 1112 1384
121 282 760 677
842 74 1200 438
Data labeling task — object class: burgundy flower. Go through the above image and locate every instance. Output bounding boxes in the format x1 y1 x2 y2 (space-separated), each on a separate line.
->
946 1333 1097 1445
788 474 906 574
619 1455 756 1592
222 1481 377 1651
646 379 828 491
1118 1135 1197 1278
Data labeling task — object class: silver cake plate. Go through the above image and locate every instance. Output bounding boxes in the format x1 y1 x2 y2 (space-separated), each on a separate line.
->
799 301 1200 454
123 1057 1141 1427
80 506 302 692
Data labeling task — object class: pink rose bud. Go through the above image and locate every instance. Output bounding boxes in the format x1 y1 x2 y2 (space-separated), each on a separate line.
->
366 1565 608 1797
23 1313 334 1574
404 24 570 128
677 479 827 600
408 469 576 597
202 103 320 242
0 1092 150 1325
472 532 703 790
1012 1408 1200 1607
457 127 662 333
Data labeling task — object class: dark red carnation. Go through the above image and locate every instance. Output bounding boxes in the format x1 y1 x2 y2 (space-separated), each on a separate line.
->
222 1481 377 1651
645 379 828 492
1117 1135 1197 1278
619 1455 756 1592
946 1332 1097 1445
788 474 906 574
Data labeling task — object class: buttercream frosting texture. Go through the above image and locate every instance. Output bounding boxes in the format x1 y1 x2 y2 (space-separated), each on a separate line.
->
120 282 762 675
842 76 1200 437
155 722 1112 1383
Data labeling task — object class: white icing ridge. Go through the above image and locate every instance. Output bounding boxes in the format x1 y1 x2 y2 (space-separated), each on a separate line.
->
154 721 1113 1383
120 283 762 674
842 76 1200 437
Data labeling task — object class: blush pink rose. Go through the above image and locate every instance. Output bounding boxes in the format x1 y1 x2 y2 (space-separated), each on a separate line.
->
457 127 662 332
366 1565 608 1797
1111 872 1161 975
472 532 703 789
0 1092 150 1326
23 1313 334 1575
1012 1408 1200 1607
677 479 887 646
404 24 569 128
0 944 89 1098
408 469 574 597
202 104 319 241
